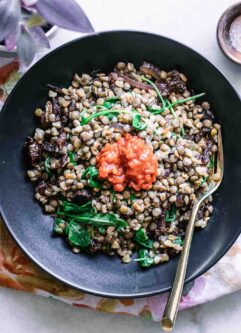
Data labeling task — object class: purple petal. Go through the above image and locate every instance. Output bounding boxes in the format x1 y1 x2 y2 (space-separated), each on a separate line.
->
30 26 50 49
35 0 94 33
4 24 20 51
21 0 38 5
0 0 21 42
17 24 36 66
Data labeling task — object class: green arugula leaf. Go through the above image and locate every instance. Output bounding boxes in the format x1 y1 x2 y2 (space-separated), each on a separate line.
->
171 93 205 108
134 249 154 267
173 236 183 245
112 189 117 203
165 204 177 223
130 193 136 202
152 93 206 115
81 109 131 125
103 97 120 109
147 105 164 113
209 155 215 169
134 229 153 249
132 112 147 131
165 99 185 136
136 75 166 108
44 156 52 176
81 166 102 188
67 150 77 166
65 220 91 247
199 175 208 187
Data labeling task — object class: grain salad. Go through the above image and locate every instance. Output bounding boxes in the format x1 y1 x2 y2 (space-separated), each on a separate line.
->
25 62 219 267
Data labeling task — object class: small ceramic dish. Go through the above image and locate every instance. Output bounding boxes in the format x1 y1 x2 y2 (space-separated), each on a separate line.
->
217 2 241 64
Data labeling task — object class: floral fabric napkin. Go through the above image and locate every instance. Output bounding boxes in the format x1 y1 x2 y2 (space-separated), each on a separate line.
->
0 59 241 322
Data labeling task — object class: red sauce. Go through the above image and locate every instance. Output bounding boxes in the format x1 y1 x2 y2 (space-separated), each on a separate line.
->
96 133 158 192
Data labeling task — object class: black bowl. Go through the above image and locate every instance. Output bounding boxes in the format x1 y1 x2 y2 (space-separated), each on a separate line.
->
0 31 241 298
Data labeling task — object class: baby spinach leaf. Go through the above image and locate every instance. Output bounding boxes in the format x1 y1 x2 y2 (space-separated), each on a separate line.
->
62 200 95 215
65 220 91 247
98 227 106 234
134 228 153 249
57 211 127 230
135 249 154 267
81 166 102 188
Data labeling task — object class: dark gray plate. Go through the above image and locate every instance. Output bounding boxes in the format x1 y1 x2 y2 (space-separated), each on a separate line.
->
0 31 241 298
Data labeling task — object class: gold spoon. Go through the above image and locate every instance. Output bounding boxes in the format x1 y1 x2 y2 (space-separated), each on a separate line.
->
161 127 224 331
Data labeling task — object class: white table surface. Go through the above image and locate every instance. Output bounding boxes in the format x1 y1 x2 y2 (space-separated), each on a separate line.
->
1 0 241 332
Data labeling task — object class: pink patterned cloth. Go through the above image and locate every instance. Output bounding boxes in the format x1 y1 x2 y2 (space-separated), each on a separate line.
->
0 60 241 322
0 220 241 321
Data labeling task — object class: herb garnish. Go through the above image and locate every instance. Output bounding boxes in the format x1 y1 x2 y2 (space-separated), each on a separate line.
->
199 175 208 187
134 228 153 249
146 105 164 113
44 156 52 176
165 204 177 223
132 112 147 131
81 108 146 132
209 155 215 169
173 236 183 246
130 193 136 202
81 109 131 125
67 150 77 166
102 96 120 109
170 93 205 108
81 166 102 188
112 189 117 203
151 93 206 115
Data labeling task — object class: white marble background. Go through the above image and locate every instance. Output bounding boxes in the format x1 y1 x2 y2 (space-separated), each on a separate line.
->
1 0 241 332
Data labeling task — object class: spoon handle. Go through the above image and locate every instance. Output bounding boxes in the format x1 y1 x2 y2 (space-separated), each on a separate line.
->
161 201 200 331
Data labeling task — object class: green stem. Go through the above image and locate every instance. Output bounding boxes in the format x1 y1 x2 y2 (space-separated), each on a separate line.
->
136 75 166 108
153 92 206 115
166 100 185 136
81 109 132 125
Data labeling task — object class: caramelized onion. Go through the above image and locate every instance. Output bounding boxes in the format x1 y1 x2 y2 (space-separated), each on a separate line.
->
115 71 152 91
140 62 161 80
